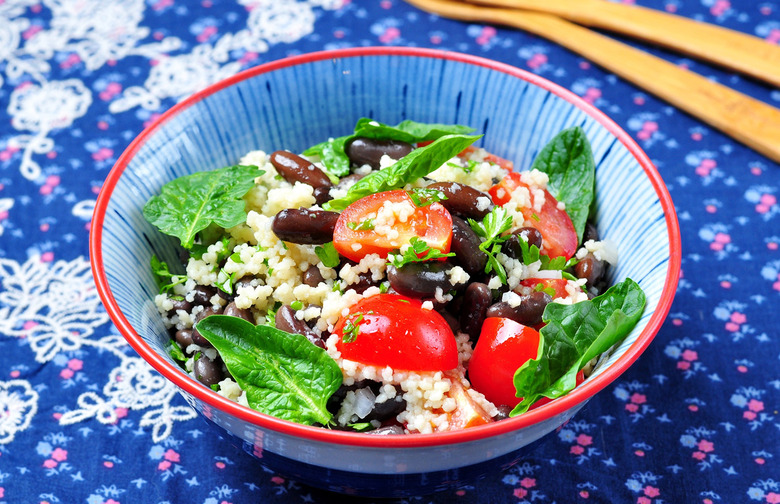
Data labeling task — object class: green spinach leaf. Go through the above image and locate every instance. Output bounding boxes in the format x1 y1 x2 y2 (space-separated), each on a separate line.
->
195 315 342 426
510 278 646 415
303 119 475 178
143 164 262 249
530 127 596 243
323 133 481 211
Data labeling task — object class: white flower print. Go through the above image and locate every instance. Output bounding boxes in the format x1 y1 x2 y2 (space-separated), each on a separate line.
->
0 380 39 444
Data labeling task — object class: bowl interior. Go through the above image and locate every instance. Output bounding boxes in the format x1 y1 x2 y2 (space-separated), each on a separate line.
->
92 48 680 446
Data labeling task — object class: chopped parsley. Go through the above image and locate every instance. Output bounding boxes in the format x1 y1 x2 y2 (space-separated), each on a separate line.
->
315 242 341 268
341 313 364 343
347 219 375 231
388 236 455 269
468 207 514 284
150 255 187 294
406 187 447 207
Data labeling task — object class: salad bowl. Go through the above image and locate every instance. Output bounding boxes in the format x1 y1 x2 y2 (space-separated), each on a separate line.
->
90 47 681 496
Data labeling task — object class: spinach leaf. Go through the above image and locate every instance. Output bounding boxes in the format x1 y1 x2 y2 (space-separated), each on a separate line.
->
510 278 646 415
303 119 475 178
323 133 481 211
143 164 262 249
530 127 596 243
195 315 342 426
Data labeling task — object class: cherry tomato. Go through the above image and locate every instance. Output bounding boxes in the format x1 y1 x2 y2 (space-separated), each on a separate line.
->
333 190 453 262
333 294 459 372
468 317 541 408
519 278 570 300
488 174 577 260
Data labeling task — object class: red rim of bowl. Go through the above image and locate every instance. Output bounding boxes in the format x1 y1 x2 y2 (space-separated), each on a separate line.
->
90 46 681 449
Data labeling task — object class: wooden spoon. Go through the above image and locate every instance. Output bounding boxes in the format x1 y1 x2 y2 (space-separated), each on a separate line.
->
466 0 780 89
406 0 780 164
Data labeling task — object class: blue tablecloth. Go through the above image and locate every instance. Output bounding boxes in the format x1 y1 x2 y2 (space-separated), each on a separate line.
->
1 1 779 502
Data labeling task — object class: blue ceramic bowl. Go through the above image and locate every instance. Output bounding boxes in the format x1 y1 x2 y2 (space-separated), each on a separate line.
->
91 47 681 497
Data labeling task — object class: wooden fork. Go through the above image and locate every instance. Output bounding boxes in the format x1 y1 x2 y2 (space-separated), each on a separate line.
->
405 0 780 164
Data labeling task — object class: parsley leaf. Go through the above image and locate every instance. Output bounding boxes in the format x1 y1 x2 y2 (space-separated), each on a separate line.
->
347 219 375 231
150 255 186 293
388 236 455 269
143 164 262 249
314 242 340 268
406 187 447 207
341 312 364 343
468 207 514 284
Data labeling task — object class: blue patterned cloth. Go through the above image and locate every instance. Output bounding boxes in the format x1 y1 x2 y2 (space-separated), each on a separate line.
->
1 1 779 503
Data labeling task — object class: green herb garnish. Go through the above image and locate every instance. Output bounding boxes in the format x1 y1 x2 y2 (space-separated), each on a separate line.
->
314 242 341 268
347 219 375 231
468 207 514 284
388 236 455 269
406 187 447 207
142 164 262 249
150 255 186 293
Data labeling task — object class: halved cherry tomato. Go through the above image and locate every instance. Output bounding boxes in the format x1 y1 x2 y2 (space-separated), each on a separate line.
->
468 317 541 408
332 190 452 262
519 278 570 300
333 294 459 372
442 372 494 431
488 174 577 260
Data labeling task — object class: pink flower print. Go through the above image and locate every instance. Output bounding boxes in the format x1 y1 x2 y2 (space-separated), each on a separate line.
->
527 53 548 70
692 451 706 461
709 0 730 17
60 52 82 69
697 440 714 453
756 193 777 214
637 497 651 504
105 500 120 504
767 28 780 44
68 359 83 371
380 0 392 8
43 458 58 468
271 476 285 485
378 26 400 43
41 252 54 262
636 120 658 140
709 232 731 251
582 87 602 105
60 368 74 379
725 312 745 332
163 449 180 462
520 477 536 488
570 445 585 455
152 0 173 11
643 486 660 498
748 399 764 413
580 490 589 498
514 488 528 499
695 158 717 177
475 26 497 46
99 82 122 101
773 273 780 291
576 434 593 446
157 460 171 471
196 25 218 43
681 350 698 362
626 402 639 413
51 448 67 462
767 493 780 504
92 147 114 162
215 461 226 469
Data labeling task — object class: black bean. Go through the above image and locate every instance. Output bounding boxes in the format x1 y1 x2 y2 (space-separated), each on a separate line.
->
365 395 407 422
365 425 405 435
192 285 217 306
582 222 600 243
451 216 488 276
194 355 224 386
168 297 192 315
574 253 606 286
387 261 456 299
233 277 254 293
275 305 325 348
192 306 224 347
427 182 493 219
223 302 254 323
439 310 461 334
270 151 332 201
486 290 551 327
271 208 340 244
174 329 194 349
504 227 544 260
459 282 492 340
345 137 413 169
302 265 325 287
345 271 380 294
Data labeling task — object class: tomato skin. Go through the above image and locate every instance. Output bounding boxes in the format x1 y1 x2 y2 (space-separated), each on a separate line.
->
333 190 453 262
468 317 541 408
488 174 577 260
519 278 570 300
333 294 459 372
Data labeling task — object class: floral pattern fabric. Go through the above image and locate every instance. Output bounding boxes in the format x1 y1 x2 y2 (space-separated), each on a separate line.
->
0 0 778 503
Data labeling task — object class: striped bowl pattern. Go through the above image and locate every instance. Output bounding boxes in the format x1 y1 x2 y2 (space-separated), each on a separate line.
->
91 47 681 497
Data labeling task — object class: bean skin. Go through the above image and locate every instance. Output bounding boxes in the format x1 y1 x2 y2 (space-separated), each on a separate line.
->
486 290 551 327
345 137 413 169
387 261 456 298
275 305 325 348
582 222 600 243
174 329 195 350
270 150 332 204
504 227 544 260
302 265 325 287
194 355 224 386
271 208 339 244
459 282 492 340
223 301 254 323
365 425 405 435
192 306 224 347
192 285 217 306
451 216 488 276
426 182 493 219
574 253 606 286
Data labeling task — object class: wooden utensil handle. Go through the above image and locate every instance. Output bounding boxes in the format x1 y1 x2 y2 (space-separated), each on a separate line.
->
406 0 780 163
468 0 780 89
